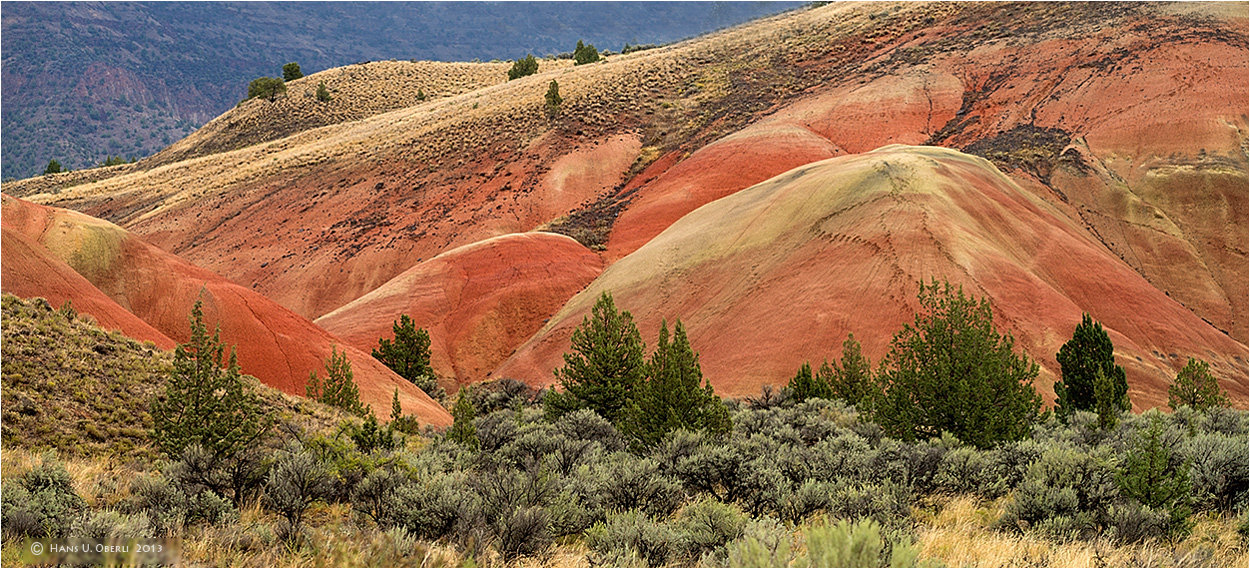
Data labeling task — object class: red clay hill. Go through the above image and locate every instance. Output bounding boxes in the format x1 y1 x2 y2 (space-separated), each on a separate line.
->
1 195 450 426
316 232 603 389
1 226 176 350
496 147 1249 412
5 2 1245 409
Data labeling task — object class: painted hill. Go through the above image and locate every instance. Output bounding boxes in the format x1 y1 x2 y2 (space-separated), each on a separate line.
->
1 195 450 426
316 232 603 389
1 227 176 350
496 146 1249 411
3 2 1244 410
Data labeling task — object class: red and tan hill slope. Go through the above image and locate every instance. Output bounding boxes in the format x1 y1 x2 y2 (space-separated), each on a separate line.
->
496 147 1249 411
9 2 1244 345
0 195 450 426
1 2 1244 406
1 228 176 350
316 232 603 388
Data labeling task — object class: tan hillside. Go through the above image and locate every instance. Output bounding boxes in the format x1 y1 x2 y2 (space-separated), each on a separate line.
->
3 2 1244 405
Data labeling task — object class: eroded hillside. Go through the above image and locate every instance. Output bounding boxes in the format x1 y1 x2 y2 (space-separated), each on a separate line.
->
4 1 1245 408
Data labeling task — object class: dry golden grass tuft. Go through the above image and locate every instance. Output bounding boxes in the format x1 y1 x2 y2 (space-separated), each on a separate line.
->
918 495 1249 568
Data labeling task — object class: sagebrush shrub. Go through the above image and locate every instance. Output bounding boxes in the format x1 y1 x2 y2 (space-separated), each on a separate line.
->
494 505 551 559
1181 432 1249 512
585 509 681 567
1 454 88 538
71 509 154 540
265 444 333 541
676 497 747 560
597 452 684 518
797 518 920 568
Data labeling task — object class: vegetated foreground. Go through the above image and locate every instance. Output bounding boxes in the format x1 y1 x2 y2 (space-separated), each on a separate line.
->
1 293 1247 567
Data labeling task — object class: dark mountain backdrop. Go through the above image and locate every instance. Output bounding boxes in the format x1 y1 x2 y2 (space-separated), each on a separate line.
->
1 1 799 180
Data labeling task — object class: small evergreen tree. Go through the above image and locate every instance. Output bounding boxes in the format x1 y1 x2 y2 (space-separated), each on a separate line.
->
306 346 367 417
282 62 303 81
315 81 331 102
447 388 479 450
152 300 269 460
1092 368 1121 430
545 79 563 116
247 77 287 101
873 279 1042 448
43 159 63 175
1054 313 1130 417
372 315 444 402
508 54 539 80
417 88 427 101
625 319 731 449
829 333 876 412
787 361 832 403
1116 414 1193 539
544 291 645 425
389 387 421 435
1167 357 1230 411
573 39 600 65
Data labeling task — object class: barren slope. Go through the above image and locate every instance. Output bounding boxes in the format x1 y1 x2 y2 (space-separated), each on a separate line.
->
316 232 603 388
496 147 1249 411
1 195 450 425
9 2 1243 344
2 2 1244 403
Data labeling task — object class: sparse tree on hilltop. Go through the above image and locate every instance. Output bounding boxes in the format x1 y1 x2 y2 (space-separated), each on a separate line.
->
43 159 63 175
316 81 331 102
545 79 563 116
248 76 287 101
282 62 303 81
508 54 539 80
573 39 600 65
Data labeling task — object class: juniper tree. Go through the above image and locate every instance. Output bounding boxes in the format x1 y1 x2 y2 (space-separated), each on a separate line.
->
625 319 731 449
43 159 63 175
447 388 479 450
508 54 539 80
152 300 269 460
788 361 832 403
247 76 286 101
282 62 303 81
306 346 367 417
828 333 876 412
873 279 1042 448
1168 357 1230 411
545 80 563 116
573 39 600 65
544 291 645 425
315 81 331 102
373 315 444 402
1054 313 1130 417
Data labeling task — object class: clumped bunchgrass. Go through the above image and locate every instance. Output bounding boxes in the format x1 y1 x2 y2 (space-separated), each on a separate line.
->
1 294 170 459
